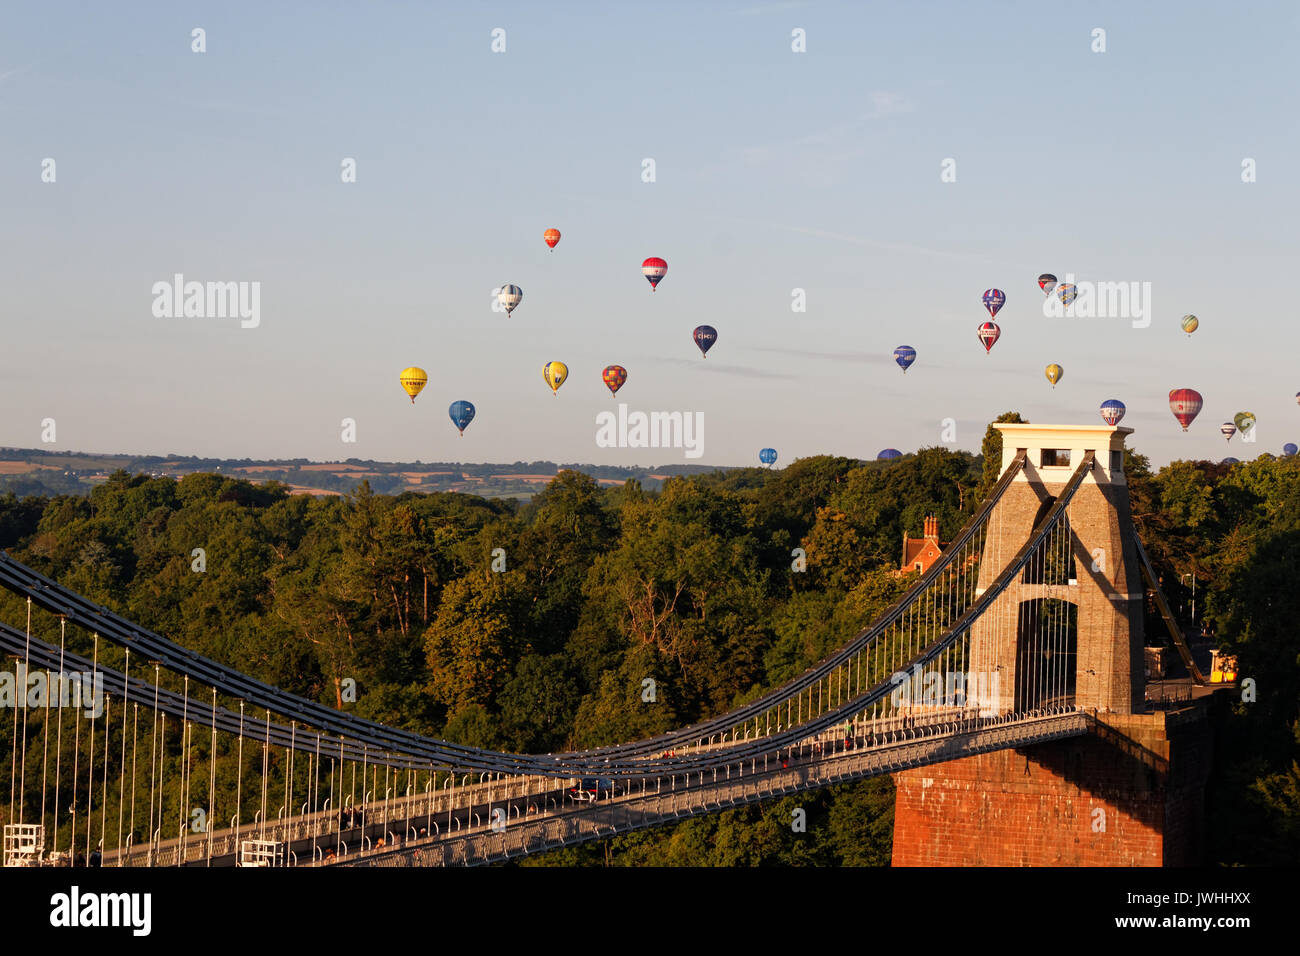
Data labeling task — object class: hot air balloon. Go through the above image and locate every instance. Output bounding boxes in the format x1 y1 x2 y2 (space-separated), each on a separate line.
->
1038 274 1058 295
497 284 523 316
1181 314 1198 336
544 228 561 250
693 325 717 357
1168 388 1203 431
1222 457 1240 465
1058 284 1077 307
602 365 627 397
543 361 568 396
1234 412 1256 434
1295 392 1300 406
977 322 1001 354
642 257 667 291
1284 443 1298 457
1045 364 1063 388
893 346 916 373
449 400 476 435
1099 400 1126 426
399 367 427 404
878 449 902 460
1220 422 1237 442
759 448 778 467
982 289 1005 319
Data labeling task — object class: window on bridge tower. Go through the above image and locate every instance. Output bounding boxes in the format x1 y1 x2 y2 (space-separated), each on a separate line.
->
1040 448 1071 467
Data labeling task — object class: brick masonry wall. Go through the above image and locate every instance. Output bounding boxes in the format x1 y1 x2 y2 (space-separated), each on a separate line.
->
891 706 1213 866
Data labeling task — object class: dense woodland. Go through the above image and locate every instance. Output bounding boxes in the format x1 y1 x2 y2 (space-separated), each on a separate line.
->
0 413 1296 866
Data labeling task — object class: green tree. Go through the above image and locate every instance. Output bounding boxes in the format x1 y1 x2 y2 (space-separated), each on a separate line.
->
975 411 1027 503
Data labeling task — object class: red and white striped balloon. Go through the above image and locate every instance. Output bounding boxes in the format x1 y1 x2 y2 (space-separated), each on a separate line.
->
977 321 1000 354
641 257 667 290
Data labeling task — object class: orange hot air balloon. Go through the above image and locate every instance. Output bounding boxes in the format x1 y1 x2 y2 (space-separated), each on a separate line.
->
544 228 561 250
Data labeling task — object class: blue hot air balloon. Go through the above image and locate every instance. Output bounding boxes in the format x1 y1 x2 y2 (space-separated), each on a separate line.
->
878 449 902 460
759 448 777 467
1222 457 1240 465
1284 443 1298 457
693 325 718 358
1099 399 1126 426
982 289 1006 319
893 346 917 374
449 400 476 435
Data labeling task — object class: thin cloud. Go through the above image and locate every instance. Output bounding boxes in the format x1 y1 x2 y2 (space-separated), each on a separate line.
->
731 0 812 15
152 92 293 119
737 93 914 162
706 212 1022 269
664 358 797 379
749 347 892 365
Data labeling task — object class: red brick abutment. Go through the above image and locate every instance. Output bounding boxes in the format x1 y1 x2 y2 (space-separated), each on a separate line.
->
891 690 1230 866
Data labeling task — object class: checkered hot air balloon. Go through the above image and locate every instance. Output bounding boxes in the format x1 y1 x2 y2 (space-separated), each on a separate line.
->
642 257 668 290
602 365 627 397
982 289 1005 319
977 321 1001 354
1168 388 1203 431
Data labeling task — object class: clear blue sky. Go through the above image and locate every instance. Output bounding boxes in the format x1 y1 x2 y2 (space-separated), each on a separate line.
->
2 1 1296 468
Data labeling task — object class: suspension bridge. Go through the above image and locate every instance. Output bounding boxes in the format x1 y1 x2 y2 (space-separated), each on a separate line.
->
0 424 1222 868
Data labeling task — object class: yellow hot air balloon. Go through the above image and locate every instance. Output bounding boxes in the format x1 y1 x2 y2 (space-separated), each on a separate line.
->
1045 363 1063 388
399 367 428 404
1181 314 1199 336
543 361 568 396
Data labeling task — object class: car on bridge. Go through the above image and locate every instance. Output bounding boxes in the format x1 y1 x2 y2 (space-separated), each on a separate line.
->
567 778 620 802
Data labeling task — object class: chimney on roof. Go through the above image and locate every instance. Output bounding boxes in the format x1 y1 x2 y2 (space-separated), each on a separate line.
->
924 514 938 539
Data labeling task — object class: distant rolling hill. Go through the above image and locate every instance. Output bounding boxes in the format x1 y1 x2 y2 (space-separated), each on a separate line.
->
0 448 732 499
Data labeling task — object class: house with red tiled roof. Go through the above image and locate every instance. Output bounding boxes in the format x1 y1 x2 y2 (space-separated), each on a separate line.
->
898 515 946 575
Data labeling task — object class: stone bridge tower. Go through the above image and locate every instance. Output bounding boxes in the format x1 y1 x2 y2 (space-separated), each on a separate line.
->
892 423 1219 866
968 423 1145 715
